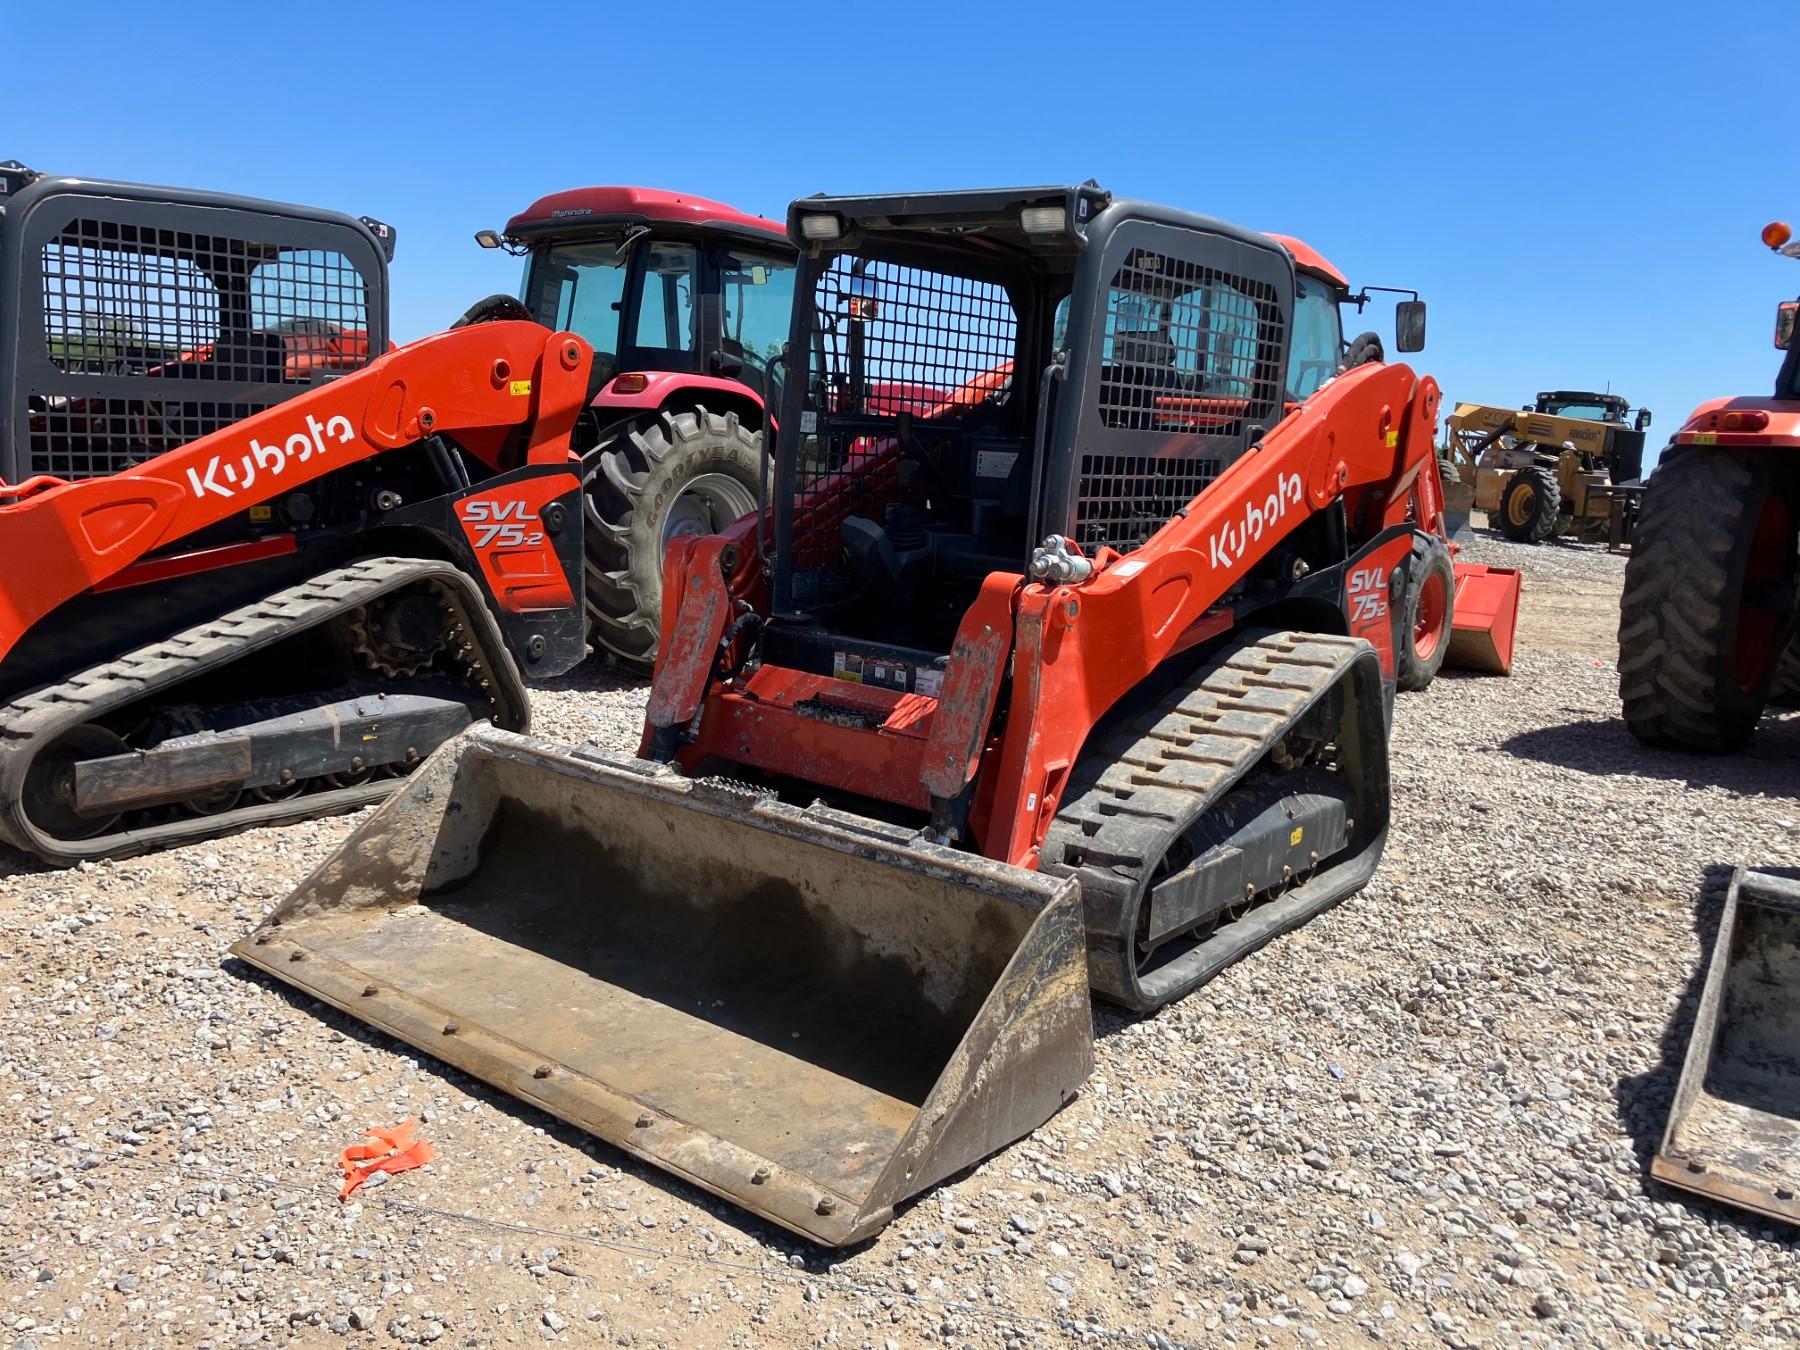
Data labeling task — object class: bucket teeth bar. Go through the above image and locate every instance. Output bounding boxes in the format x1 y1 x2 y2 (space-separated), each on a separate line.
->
233 726 1093 1246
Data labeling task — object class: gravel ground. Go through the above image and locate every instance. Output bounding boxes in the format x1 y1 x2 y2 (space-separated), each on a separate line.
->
5 531 1800 1348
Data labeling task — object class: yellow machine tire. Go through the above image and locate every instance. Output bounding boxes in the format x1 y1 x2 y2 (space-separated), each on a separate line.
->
1496 466 1560 544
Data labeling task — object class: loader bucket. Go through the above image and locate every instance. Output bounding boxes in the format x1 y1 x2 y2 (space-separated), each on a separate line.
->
232 726 1092 1246
1440 478 1477 539
1654 868 1800 1226
1445 562 1521 675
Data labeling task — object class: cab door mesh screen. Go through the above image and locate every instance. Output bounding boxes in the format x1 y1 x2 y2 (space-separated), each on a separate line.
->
1075 246 1285 552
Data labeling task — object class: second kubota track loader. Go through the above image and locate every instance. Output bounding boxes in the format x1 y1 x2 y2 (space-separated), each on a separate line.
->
241 184 1518 1245
0 163 589 864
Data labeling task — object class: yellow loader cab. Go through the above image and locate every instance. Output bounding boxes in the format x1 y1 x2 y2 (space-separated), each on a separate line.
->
1444 391 1652 548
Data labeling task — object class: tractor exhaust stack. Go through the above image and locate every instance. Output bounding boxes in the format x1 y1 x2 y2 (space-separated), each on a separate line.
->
233 726 1092 1245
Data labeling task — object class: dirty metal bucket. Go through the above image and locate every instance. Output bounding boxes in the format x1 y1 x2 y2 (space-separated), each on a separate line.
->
232 726 1092 1245
1445 562 1521 675
1654 868 1800 1225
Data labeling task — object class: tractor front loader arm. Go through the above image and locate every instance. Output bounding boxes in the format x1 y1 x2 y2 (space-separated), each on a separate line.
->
0 322 591 665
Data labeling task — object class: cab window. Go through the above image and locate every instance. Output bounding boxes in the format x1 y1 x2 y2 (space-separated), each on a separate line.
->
719 247 797 396
524 241 629 358
1287 274 1342 401
632 242 698 352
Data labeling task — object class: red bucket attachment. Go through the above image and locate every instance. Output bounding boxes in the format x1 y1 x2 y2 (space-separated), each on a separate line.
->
1446 563 1521 675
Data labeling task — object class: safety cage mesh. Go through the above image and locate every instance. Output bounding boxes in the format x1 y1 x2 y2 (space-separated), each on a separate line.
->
25 217 374 480
1075 247 1284 552
788 256 1020 576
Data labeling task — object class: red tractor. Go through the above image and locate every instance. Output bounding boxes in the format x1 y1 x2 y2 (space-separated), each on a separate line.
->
1619 221 1800 749
476 188 796 665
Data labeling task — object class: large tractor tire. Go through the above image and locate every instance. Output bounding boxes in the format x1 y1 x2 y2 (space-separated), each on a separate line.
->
1396 533 1455 693
1496 465 1561 543
1618 449 1798 750
582 407 762 668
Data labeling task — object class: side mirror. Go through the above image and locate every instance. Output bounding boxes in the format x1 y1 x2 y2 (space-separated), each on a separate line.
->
1778 301 1797 350
1395 300 1427 353
1635 409 1653 432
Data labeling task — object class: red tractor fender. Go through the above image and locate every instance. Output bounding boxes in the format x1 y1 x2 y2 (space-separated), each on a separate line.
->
1673 396 1800 449
589 371 768 424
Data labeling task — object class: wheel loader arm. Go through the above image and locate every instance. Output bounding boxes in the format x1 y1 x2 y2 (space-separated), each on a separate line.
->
0 322 591 666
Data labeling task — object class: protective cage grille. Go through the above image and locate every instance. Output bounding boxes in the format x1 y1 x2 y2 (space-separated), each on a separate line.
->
26 217 374 480
1075 246 1284 552
1073 453 1222 553
788 256 1019 576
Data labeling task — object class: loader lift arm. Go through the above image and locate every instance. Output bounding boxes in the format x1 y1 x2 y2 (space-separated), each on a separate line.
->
0 320 591 664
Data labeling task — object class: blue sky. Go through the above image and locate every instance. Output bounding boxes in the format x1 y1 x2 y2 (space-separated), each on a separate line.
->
5 0 1797 459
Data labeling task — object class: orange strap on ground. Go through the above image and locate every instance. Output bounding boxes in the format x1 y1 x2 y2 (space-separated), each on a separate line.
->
338 1119 434 1200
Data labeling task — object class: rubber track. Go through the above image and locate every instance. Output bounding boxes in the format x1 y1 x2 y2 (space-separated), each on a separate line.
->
0 557 527 866
1041 631 1375 1011
1618 449 1775 748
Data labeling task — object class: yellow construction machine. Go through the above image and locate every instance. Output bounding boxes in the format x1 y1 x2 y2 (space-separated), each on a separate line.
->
1444 390 1652 548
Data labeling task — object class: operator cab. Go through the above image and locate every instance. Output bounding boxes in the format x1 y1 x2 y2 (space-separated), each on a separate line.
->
483 187 798 428
763 185 1301 686
1 161 389 486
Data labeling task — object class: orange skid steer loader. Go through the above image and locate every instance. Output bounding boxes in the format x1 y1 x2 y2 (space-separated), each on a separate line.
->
242 185 1517 1244
0 163 591 863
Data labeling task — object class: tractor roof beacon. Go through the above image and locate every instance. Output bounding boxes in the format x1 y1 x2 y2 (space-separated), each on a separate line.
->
478 186 796 665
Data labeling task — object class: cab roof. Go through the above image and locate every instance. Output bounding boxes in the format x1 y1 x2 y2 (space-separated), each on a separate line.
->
504 186 788 245
1263 233 1348 291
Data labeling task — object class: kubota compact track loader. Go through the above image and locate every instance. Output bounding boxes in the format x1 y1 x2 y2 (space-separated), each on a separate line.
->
240 184 1516 1245
0 162 589 864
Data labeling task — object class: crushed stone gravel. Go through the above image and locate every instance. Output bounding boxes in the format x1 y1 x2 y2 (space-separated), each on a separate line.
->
3 534 1798 1347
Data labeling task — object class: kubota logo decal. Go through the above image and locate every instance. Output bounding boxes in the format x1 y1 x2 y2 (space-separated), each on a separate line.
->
1208 471 1303 570
186 413 356 500
459 498 544 548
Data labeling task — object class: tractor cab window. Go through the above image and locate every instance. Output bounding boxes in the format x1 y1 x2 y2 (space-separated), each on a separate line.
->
1537 397 1616 422
524 240 629 373
1287 274 1342 401
719 247 797 399
632 242 698 353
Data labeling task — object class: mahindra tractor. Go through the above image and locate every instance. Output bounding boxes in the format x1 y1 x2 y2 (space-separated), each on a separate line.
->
244 183 1519 1246
474 188 796 665
0 161 589 864
1620 220 1800 749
